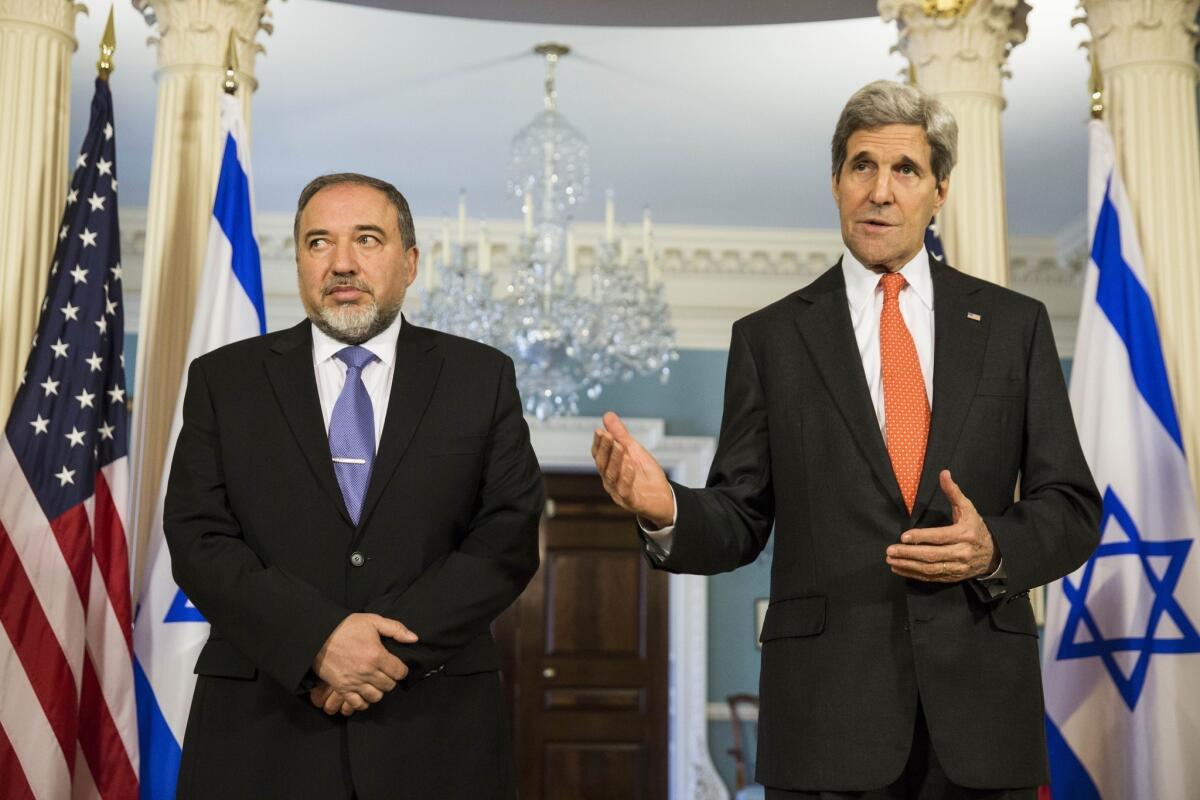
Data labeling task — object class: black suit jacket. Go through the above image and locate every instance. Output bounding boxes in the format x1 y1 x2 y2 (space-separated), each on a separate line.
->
164 318 543 800
656 260 1100 791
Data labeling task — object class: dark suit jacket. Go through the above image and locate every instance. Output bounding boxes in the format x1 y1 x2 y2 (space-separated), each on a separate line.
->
655 259 1100 792
164 318 543 800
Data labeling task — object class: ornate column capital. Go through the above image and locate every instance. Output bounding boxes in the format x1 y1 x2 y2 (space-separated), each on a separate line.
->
878 0 1030 98
877 0 1029 286
1082 0 1200 71
134 0 272 90
0 0 85 45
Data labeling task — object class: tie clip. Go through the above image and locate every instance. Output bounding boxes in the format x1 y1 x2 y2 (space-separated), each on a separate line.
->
331 457 367 464
966 312 982 321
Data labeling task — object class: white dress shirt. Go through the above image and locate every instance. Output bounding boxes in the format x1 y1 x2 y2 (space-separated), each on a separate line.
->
311 314 402 450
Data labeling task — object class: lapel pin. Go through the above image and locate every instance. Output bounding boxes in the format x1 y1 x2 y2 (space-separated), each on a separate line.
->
966 312 982 322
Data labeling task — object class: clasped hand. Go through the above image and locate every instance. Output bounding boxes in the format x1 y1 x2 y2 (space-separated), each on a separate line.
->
309 612 417 717
886 470 999 582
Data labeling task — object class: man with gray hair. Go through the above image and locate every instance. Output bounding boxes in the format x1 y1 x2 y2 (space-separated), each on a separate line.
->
592 81 1099 797
165 173 543 798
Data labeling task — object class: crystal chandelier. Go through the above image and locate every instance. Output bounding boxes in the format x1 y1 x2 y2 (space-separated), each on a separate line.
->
417 209 503 347
416 43 677 420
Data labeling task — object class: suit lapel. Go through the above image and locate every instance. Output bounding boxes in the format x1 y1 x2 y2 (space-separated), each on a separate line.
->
911 261 988 520
794 263 907 517
355 318 443 532
264 321 354 526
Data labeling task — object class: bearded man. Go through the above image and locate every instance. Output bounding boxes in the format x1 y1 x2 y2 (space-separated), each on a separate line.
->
164 173 543 799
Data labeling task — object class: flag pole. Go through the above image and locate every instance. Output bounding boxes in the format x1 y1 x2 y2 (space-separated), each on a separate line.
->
1087 40 1104 120
97 6 116 80
223 29 239 95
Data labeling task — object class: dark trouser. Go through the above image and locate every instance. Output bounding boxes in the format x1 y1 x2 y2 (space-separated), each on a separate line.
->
765 703 1037 800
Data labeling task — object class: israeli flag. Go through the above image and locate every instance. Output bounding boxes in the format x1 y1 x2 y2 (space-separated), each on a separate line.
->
133 93 265 798
1042 119 1200 797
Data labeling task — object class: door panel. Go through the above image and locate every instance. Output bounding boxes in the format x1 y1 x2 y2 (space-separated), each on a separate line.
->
545 550 642 656
544 743 645 800
496 472 668 800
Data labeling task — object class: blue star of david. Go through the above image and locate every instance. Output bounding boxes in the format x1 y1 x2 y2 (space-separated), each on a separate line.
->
163 587 206 623
1056 487 1200 710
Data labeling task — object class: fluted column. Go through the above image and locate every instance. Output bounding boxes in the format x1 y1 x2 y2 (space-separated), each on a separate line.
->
879 0 1030 286
130 0 270 568
1083 0 1200 495
0 0 84 422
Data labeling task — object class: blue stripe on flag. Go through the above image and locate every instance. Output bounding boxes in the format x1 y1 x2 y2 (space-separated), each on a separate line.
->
135 656 182 800
1046 715 1101 799
1091 176 1183 450
212 133 267 334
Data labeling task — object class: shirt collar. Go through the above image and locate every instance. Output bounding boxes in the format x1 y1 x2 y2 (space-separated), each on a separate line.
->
840 247 933 314
311 312 403 368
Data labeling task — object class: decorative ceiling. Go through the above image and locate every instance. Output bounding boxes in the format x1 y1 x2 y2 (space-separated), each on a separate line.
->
323 0 881 27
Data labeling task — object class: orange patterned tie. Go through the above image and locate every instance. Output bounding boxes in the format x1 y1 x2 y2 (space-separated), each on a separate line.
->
879 272 929 513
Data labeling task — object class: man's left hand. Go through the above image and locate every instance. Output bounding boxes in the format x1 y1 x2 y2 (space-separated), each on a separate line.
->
309 682 367 717
886 470 999 583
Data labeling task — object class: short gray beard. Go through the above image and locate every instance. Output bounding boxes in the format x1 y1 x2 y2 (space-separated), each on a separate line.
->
309 298 402 345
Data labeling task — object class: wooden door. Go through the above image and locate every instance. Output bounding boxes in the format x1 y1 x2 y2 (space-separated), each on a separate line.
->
495 472 669 800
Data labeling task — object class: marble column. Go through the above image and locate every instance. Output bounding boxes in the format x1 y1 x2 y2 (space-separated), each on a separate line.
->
1083 0 1200 495
129 0 270 573
879 0 1030 287
0 0 84 422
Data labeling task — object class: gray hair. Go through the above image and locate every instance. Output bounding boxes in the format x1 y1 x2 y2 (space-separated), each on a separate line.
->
831 80 958 184
294 172 417 251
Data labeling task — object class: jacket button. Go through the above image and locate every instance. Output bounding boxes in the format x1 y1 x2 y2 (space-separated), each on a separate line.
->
349 551 365 567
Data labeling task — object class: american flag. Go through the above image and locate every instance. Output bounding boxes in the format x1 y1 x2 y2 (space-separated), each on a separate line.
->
0 77 138 799
924 215 945 262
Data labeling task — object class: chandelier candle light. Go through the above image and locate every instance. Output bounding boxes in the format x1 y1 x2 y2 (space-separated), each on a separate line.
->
416 43 677 420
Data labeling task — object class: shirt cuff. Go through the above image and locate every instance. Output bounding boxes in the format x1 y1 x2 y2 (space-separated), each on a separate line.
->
639 486 678 561
972 558 1007 600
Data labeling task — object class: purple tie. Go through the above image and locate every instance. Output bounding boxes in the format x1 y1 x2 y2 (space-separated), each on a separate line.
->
329 346 378 525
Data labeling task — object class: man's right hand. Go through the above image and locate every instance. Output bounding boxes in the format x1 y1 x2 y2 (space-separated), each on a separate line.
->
591 412 675 529
312 613 417 713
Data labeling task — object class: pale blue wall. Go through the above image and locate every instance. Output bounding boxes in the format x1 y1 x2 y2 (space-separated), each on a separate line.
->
575 350 728 437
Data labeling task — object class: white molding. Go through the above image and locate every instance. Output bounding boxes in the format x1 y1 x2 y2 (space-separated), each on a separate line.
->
116 208 1086 357
527 417 729 800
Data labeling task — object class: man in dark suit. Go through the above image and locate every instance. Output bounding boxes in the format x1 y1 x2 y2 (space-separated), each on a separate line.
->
592 81 1100 798
164 173 543 799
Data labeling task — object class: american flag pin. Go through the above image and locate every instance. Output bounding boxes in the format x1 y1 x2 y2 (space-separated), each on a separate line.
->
967 312 982 322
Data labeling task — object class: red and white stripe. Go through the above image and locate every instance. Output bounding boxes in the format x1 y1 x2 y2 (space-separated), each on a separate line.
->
0 438 139 799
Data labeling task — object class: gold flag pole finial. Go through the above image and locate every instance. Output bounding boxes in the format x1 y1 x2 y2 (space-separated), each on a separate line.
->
222 29 240 95
1088 41 1104 119
921 0 975 18
97 6 116 79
